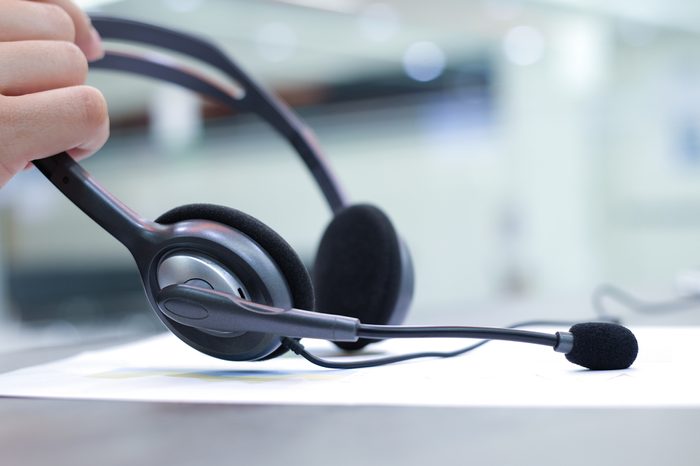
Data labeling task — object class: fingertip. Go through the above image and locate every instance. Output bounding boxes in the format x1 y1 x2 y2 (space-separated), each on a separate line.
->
77 26 104 61
66 113 110 161
66 147 93 161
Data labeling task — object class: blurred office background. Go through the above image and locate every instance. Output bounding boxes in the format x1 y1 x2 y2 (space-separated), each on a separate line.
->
4 0 700 350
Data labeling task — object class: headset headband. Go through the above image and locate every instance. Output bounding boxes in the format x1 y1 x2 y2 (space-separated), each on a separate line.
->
34 16 348 251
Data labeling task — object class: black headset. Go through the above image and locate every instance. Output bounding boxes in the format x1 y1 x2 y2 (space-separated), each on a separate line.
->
33 17 638 371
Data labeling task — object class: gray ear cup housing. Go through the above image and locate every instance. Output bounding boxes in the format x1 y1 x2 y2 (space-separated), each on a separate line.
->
155 203 314 360
313 204 414 350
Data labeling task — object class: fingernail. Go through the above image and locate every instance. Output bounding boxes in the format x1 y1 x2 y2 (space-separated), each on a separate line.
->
77 26 104 61
87 27 105 61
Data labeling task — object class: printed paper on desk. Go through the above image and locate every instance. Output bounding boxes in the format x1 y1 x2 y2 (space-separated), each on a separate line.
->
0 327 694 407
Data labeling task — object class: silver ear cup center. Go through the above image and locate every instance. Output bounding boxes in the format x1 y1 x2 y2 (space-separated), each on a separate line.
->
157 253 250 336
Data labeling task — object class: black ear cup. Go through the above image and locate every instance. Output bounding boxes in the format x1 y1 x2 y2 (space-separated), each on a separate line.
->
314 204 414 350
156 203 314 360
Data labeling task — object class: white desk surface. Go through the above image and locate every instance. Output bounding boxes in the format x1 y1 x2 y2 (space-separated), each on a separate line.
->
0 326 693 407
1 327 699 466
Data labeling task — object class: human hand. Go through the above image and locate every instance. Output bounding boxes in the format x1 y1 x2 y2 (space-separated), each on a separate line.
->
0 0 109 187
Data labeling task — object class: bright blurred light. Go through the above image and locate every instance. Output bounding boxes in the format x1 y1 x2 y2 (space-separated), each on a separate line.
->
150 84 202 152
553 18 607 95
402 41 447 82
502 25 545 66
358 3 400 43
255 22 299 63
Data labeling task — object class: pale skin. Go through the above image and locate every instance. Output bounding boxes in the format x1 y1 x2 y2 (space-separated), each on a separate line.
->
0 0 108 187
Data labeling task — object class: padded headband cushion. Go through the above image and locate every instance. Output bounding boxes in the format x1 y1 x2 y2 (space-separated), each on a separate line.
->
314 204 403 350
156 203 314 311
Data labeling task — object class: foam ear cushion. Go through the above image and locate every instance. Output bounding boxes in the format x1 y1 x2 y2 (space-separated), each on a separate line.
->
314 204 404 350
156 203 314 359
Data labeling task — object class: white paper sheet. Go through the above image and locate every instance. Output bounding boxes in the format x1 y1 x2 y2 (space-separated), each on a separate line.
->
0 326 694 407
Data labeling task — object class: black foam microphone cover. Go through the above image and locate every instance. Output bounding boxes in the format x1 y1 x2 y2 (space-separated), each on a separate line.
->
565 323 638 370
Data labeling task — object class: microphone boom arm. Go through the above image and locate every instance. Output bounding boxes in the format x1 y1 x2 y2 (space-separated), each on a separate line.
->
157 284 574 352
